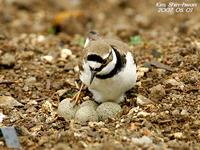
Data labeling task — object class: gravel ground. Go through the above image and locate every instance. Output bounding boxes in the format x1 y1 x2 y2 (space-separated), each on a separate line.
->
0 0 200 149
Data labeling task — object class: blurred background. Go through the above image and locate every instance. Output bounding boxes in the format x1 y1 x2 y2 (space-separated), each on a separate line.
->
0 0 200 149
0 0 199 39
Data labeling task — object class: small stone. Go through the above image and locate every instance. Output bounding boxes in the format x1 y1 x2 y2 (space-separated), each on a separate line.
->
74 65 80 72
96 102 122 121
138 67 150 73
173 132 183 139
83 96 90 101
155 69 166 76
194 41 200 51
172 109 179 116
115 124 120 128
132 136 153 146
149 84 166 101
0 53 15 67
0 34 6 40
137 111 150 117
41 55 54 63
27 100 38 105
60 48 72 59
180 109 189 116
137 67 149 79
88 121 105 128
37 35 45 42
0 96 23 108
80 100 98 110
130 123 139 130
197 129 200 139
135 15 150 28
165 79 180 86
128 106 140 115
0 112 6 123
75 106 98 123
25 76 36 84
56 89 68 97
22 85 29 92
136 94 153 106
193 120 200 126
57 98 79 121
42 101 53 113
53 142 71 150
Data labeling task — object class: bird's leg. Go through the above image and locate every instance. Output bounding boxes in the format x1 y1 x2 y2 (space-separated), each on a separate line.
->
71 82 84 105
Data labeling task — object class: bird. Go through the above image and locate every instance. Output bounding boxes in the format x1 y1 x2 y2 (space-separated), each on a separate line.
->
77 31 137 104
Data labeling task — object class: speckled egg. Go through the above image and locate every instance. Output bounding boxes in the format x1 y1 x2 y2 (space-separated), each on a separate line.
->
57 98 79 121
75 106 99 123
96 102 122 121
80 100 98 109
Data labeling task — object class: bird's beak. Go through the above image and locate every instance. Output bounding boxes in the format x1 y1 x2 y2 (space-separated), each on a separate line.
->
84 38 90 48
90 70 97 84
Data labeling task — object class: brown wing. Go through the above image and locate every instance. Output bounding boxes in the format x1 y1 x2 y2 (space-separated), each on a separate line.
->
103 38 130 55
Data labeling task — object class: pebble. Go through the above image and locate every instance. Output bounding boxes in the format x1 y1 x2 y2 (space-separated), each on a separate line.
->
180 109 189 116
0 34 6 40
193 120 200 126
41 55 54 63
57 98 79 121
83 96 90 101
73 65 80 72
88 121 105 128
172 109 179 116
0 96 23 108
194 41 200 51
128 106 140 115
0 53 15 67
173 132 183 139
53 142 71 150
135 15 150 28
96 102 122 121
165 79 184 90
56 89 68 97
132 136 153 146
75 106 98 123
137 67 149 79
136 94 153 106
137 111 150 117
22 85 29 92
0 112 6 123
25 76 36 84
165 79 180 87
155 69 166 76
60 48 72 59
149 84 166 102
197 129 200 139
36 35 45 42
42 100 53 113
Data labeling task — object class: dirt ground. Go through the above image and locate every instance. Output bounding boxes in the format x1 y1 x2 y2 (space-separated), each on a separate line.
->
0 0 200 149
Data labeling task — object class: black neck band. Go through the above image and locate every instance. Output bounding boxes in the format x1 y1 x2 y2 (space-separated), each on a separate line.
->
96 47 125 79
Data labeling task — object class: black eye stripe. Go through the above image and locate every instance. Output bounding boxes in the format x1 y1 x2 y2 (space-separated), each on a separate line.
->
87 54 104 63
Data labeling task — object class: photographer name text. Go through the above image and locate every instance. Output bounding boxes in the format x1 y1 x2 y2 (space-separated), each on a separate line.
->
156 1 198 13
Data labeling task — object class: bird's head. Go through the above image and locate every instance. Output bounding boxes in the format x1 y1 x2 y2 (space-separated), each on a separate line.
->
85 41 118 84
